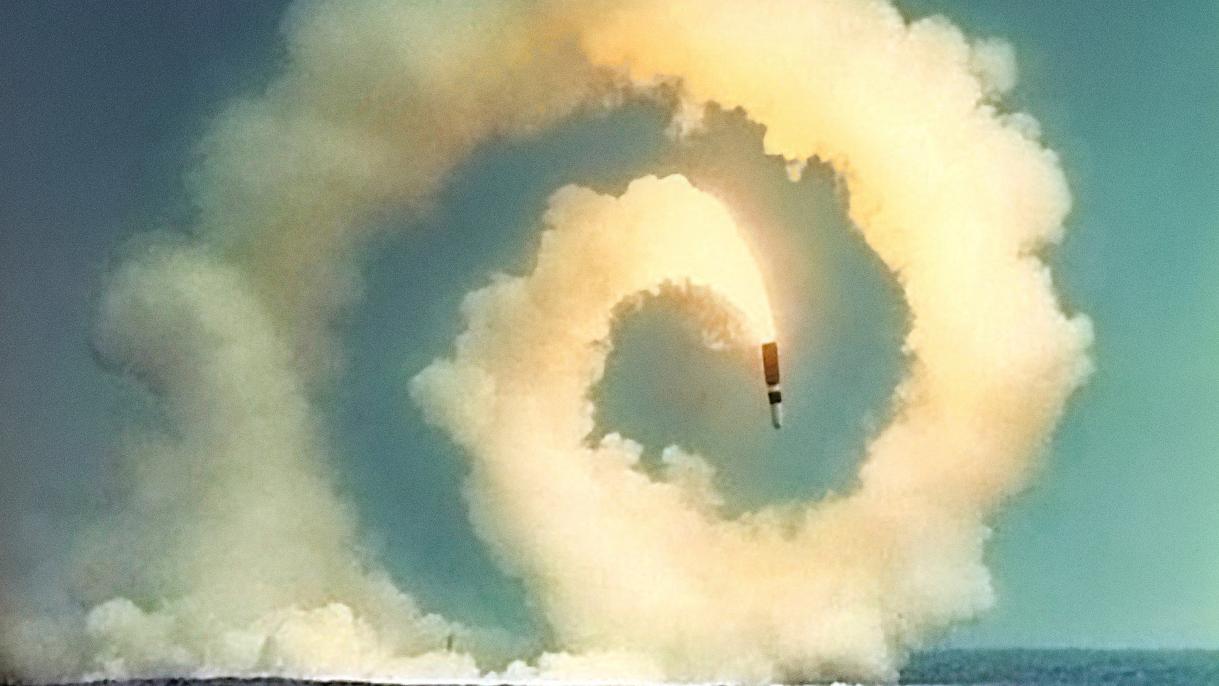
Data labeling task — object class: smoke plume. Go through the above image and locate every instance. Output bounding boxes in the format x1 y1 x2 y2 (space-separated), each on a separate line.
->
0 0 1091 683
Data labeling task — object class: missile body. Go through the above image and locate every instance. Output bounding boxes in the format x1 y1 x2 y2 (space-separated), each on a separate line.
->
761 341 782 429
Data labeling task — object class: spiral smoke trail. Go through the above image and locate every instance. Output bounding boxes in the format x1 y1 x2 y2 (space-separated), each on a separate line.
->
0 1 1091 683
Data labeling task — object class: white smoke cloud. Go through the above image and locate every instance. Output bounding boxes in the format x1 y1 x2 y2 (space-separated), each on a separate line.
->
0 0 1090 683
6 243 475 680
410 171 1088 683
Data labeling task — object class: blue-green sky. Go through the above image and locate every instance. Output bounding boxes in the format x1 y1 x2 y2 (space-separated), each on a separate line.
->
1 0 1217 650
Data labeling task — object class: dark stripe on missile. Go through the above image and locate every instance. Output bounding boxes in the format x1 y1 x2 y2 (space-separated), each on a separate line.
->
768 390 782 404
761 341 781 385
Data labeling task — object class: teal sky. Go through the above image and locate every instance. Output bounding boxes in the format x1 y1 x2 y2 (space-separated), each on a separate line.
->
1 0 1217 651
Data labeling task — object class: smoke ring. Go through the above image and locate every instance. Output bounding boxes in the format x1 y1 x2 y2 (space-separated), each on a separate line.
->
415 1 1094 682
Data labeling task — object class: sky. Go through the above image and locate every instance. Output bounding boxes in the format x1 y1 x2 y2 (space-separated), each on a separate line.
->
1 0 1218 654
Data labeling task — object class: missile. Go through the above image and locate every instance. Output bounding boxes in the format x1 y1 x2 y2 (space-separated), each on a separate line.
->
761 341 782 429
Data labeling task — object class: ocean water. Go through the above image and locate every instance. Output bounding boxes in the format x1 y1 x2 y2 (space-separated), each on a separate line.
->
14 651 1218 686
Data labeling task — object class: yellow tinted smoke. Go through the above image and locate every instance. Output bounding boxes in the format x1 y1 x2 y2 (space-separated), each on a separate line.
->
414 0 1091 681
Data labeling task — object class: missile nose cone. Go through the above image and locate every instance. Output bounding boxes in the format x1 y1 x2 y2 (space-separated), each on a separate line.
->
770 401 783 429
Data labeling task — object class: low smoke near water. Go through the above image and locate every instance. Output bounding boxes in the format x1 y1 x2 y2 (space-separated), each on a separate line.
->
0 0 1091 683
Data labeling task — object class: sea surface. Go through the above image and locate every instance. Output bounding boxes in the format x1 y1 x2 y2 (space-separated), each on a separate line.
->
13 651 1219 686
900 649 1219 684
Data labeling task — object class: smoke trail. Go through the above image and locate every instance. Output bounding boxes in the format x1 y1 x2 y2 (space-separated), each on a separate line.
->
4 1 596 677
419 0 1091 681
0 0 1090 683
